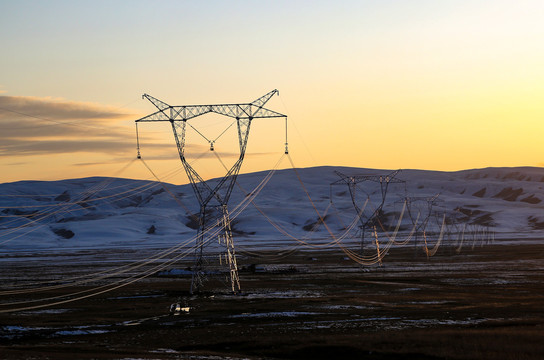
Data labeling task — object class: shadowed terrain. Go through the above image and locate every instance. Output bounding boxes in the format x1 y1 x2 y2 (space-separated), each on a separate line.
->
1 243 543 359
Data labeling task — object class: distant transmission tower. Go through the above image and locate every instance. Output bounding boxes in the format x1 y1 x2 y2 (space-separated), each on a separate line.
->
403 194 441 257
330 170 404 256
135 90 286 294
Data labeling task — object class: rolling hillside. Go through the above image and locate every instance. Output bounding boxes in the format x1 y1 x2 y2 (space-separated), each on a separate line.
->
1 166 543 252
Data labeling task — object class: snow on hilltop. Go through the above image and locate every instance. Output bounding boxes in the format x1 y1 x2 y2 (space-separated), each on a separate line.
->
1 166 543 251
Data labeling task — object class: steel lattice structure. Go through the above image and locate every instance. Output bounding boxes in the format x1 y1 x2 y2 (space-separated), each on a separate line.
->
330 170 404 255
402 194 442 256
135 90 286 294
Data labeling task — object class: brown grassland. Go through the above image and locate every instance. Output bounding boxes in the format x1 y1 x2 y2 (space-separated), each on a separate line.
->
0 243 543 359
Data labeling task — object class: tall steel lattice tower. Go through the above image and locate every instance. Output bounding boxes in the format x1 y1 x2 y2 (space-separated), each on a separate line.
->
135 90 286 294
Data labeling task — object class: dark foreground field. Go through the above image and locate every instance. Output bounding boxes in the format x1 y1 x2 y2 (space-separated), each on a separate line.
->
1 243 543 359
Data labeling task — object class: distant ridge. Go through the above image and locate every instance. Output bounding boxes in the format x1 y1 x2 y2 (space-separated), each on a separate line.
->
1 166 543 251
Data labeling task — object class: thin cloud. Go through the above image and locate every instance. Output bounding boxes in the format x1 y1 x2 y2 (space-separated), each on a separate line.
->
138 152 241 162
0 95 131 121
0 139 135 157
0 95 139 157
0 95 134 140
245 151 276 157
0 118 127 139
137 143 240 161
72 159 134 167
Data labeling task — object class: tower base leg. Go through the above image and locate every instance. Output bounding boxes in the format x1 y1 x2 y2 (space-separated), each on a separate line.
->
190 205 241 295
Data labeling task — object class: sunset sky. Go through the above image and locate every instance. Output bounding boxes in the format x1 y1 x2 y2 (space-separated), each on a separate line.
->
1 0 543 184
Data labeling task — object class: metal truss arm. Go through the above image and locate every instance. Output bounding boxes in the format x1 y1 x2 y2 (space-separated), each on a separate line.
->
135 109 171 122
332 170 404 186
143 93 171 112
251 89 279 108
209 104 286 120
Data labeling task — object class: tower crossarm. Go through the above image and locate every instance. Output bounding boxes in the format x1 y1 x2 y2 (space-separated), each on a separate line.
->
135 109 172 122
136 105 285 122
331 170 404 186
135 106 213 122
135 90 286 123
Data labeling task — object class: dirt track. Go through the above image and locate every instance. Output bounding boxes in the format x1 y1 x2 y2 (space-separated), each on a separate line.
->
1 243 543 359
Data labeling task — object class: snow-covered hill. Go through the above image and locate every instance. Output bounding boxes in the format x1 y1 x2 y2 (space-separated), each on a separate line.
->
1 166 543 252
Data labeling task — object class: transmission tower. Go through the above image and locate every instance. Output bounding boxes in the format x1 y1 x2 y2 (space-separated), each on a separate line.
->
330 170 404 256
403 194 441 257
135 90 286 294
